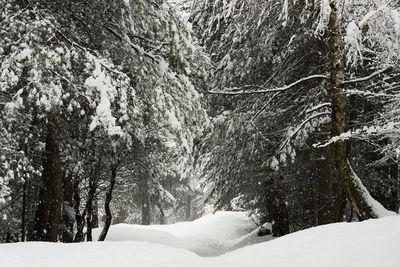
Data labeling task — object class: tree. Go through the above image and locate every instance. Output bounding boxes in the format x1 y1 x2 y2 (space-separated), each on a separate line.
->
192 0 399 234
0 0 209 242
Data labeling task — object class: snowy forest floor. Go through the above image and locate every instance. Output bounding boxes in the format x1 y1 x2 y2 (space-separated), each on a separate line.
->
1 212 399 267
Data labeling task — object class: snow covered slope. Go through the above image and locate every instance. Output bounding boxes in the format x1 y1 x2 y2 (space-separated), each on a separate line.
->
0 214 399 267
92 211 272 256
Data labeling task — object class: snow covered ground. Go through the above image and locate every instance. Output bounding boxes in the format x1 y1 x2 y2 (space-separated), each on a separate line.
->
91 211 273 256
1 212 399 267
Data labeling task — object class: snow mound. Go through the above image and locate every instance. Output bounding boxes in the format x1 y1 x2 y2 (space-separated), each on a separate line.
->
0 216 399 267
222 215 400 267
92 211 269 256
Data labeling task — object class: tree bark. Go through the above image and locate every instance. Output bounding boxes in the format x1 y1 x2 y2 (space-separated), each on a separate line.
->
62 174 74 243
141 192 151 225
45 125 62 242
328 1 393 219
141 173 151 225
98 165 117 241
73 177 85 242
92 197 99 229
185 194 192 221
265 178 289 237
33 124 62 242
86 178 96 242
331 181 347 222
157 202 166 225
316 152 330 225
21 178 27 242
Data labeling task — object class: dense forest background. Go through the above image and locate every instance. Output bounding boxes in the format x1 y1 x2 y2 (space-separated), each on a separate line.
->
0 0 399 243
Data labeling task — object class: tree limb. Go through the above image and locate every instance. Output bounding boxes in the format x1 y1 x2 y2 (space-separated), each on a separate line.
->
278 111 330 151
103 25 159 62
342 67 391 85
208 74 329 95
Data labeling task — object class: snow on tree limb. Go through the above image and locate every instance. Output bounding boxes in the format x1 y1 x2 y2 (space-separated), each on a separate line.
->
278 111 331 152
347 160 397 217
314 122 399 148
342 67 391 85
208 74 329 95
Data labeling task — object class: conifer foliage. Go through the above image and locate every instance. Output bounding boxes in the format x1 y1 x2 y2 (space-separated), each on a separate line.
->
0 0 209 241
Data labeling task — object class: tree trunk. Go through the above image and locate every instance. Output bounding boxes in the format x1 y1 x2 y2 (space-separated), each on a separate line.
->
141 174 151 225
73 177 85 242
86 179 96 242
141 192 151 225
21 178 27 242
265 178 289 237
316 152 330 225
98 165 117 241
46 126 62 242
331 181 347 222
92 197 99 229
157 202 166 225
328 1 394 219
33 124 62 242
185 194 192 221
62 174 74 243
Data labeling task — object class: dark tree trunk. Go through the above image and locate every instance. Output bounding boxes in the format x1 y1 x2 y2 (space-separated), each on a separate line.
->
316 152 330 225
86 162 100 241
265 178 289 237
157 202 166 225
393 165 400 212
98 165 117 241
141 192 151 225
21 178 27 242
141 174 151 225
33 124 62 242
73 177 85 242
331 182 347 222
46 126 62 242
34 159 51 240
62 174 74 243
92 197 99 229
5 233 11 243
86 181 96 242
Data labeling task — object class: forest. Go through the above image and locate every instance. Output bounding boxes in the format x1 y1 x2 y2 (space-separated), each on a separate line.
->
0 0 399 266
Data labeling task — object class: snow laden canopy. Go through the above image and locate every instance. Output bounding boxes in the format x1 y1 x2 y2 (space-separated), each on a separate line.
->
0 0 209 233
192 0 399 225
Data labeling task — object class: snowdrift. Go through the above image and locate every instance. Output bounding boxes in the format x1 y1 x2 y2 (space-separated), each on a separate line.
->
91 211 272 256
0 213 399 267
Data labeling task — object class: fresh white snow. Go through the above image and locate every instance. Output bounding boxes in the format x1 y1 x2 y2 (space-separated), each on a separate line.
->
1 212 399 267
92 211 272 256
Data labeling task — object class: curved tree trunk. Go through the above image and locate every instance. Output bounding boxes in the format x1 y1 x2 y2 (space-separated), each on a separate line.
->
328 1 395 220
98 164 117 241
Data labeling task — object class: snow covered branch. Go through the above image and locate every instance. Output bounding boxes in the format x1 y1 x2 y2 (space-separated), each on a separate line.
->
278 111 330 152
347 161 397 218
251 92 280 122
342 67 391 85
306 103 331 114
103 25 159 62
208 74 329 95
314 122 399 148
